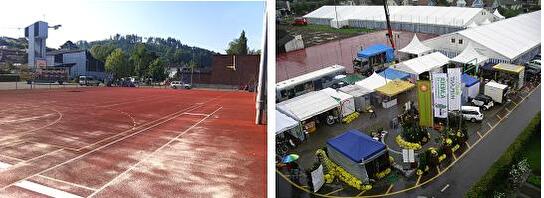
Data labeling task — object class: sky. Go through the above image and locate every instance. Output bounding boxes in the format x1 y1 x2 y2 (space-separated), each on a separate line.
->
0 0 265 53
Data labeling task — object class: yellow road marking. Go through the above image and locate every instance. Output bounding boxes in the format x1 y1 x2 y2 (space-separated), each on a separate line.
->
477 131 483 138
465 141 471 148
496 114 502 119
325 187 344 196
505 107 512 112
487 122 493 128
274 84 540 198
356 189 366 197
452 153 457 160
415 175 422 185
436 166 441 174
386 184 394 194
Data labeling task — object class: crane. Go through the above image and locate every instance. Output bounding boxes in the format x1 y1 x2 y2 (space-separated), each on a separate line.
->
383 0 395 50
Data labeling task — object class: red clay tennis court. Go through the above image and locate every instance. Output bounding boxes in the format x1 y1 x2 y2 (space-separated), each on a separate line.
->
0 87 266 197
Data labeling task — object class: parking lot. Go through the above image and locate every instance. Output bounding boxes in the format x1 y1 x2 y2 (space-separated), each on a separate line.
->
0 87 266 197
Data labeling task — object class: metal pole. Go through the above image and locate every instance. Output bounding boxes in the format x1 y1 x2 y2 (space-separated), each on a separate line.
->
255 12 267 125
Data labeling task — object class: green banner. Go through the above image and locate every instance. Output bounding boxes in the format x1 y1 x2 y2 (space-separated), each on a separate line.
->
417 80 433 127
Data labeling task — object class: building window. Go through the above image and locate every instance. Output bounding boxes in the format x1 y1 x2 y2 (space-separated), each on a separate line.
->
459 39 463 44
451 38 455 43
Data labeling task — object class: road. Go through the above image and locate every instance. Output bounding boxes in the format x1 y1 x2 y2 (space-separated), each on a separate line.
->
393 85 541 198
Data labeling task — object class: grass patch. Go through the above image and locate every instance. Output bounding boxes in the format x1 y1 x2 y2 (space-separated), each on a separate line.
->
525 135 540 175
466 112 541 197
528 175 540 187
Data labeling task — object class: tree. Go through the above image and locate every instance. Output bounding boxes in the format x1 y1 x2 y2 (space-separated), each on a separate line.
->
147 58 167 82
59 41 78 50
130 43 155 78
226 30 249 55
105 48 131 79
90 44 116 62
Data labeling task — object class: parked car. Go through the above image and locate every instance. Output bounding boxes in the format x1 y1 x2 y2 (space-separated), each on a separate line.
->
293 17 308 26
79 76 100 86
170 81 192 89
461 106 484 123
470 94 494 110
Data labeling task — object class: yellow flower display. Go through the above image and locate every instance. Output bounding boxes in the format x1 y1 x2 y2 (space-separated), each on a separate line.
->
315 149 373 191
395 135 422 150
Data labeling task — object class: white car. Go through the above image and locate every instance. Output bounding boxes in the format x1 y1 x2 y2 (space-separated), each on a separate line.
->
461 106 484 123
170 81 192 89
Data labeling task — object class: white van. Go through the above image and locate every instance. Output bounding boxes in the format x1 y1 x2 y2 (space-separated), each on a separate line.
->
461 106 484 122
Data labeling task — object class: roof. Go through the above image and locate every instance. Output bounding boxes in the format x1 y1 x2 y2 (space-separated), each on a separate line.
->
393 52 450 75
326 130 386 163
357 44 393 58
276 65 346 90
355 72 391 91
480 18 491 25
467 21 479 28
379 68 410 80
277 91 340 121
486 81 508 89
398 34 432 55
276 110 299 135
304 6 490 27
339 74 365 85
450 42 489 64
375 80 415 97
493 63 525 73
321 88 354 101
456 11 541 60
338 84 373 97
461 73 479 87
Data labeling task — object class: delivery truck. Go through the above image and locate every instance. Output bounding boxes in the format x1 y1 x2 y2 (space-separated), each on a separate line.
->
484 81 509 103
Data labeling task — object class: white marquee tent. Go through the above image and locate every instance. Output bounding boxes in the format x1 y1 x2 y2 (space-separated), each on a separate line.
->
276 110 304 141
303 6 498 34
424 11 541 64
277 91 340 122
466 21 479 28
320 88 356 118
493 9 505 20
399 34 433 56
355 72 391 91
450 42 489 65
392 52 450 75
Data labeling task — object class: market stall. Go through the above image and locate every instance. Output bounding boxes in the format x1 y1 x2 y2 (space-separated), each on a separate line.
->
354 72 391 91
398 34 433 59
276 110 303 141
378 67 411 80
461 73 480 104
375 80 416 108
277 91 340 133
338 85 373 112
492 63 525 89
450 42 489 75
392 52 450 82
326 130 390 183
321 88 356 118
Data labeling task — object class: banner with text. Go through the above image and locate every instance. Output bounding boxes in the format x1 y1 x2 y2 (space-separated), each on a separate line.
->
432 73 448 118
447 68 462 111
417 80 433 127
311 164 325 192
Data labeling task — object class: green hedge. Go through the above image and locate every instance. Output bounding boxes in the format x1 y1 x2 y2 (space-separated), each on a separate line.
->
466 113 541 197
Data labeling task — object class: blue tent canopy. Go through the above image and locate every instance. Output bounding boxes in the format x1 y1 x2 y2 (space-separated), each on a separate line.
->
379 68 410 80
357 44 395 62
326 130 386 163
462 73 479 87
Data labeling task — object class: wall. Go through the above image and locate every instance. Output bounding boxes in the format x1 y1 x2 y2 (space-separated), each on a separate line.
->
209 55 260 87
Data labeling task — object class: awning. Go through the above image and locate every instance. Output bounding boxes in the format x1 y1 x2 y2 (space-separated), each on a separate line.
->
493 63 525 73
276 110 299 135
392 52 450 75
339 84 373 97
354 72 391 91
339 74 365 85
321 87 353 102
375 80 415 97
450 42 488 65
277 91 340 121
326 130 386 163
398 34 432 55
379 68 410 80
461 73 479 87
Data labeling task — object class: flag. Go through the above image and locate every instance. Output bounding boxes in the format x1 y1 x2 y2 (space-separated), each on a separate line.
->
417 80 433 127
447 68 462 111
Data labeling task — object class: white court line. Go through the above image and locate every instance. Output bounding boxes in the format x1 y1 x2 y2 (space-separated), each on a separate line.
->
0 114 55 124
15 180 83 198
0 161 83 197
181 112 210 116
37 175 97 191
88 106 223 197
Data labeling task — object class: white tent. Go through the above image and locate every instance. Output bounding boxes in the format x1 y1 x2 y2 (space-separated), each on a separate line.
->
480 18 491 25
423 11 541 63
399 34 432 56
493 9 505 20
355 72 391 91
466 21 479 28
276 110 300 135
451 42 489 65
339 85 373 112
320 88 356 118
392 52 450 75
277 91 340 121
